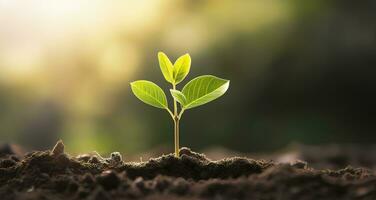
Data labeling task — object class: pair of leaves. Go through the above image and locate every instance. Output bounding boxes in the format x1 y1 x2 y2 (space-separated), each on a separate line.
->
131 75 229 110
158 52 191 85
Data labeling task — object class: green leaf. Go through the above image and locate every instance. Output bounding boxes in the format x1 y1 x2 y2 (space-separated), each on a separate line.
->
158 52 174 83
170 89 187 106
182 75 229 109
173 54 191 84
130 80 168 109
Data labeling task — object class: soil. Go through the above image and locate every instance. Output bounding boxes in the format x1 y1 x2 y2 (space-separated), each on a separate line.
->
1 141 376 200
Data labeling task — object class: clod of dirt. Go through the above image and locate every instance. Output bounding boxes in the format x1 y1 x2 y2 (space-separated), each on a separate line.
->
0 158 16 168
111 152 122 162
51 139 65 157
291 160 308 169
106 152 123 167
96 170 121 190
0 143 24 157
1 140 376 200
179 147 208 161
89 155 101 164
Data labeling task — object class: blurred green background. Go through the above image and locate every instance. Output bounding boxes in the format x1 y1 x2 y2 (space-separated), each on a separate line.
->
0 0 375 155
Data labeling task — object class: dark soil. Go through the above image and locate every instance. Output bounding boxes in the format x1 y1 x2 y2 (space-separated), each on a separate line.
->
1 141 376 200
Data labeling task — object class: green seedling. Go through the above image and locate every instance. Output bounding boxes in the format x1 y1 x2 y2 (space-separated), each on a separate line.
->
131 52 230 157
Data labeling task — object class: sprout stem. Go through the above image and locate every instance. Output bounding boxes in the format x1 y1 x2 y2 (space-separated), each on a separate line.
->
172 84 180 157
174 117 180 157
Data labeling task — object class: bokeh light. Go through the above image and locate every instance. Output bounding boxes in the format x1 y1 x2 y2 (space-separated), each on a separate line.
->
0 0 375 155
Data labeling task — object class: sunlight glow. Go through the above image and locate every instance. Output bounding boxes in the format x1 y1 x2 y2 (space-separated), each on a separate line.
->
0 0 160 82
0 0 290 153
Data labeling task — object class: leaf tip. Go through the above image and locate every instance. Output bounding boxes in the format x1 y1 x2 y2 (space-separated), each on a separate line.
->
158 51 166 57
222 79 230 89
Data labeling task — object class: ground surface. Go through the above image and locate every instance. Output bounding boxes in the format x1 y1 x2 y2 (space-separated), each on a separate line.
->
1 141 376 200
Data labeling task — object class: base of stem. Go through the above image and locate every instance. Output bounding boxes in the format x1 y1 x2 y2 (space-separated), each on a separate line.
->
174 119 180 157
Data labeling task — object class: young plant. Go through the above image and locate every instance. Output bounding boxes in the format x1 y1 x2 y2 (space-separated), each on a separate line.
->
130 52 229 157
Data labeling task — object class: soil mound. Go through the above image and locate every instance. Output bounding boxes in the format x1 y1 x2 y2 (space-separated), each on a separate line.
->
0 141 375 200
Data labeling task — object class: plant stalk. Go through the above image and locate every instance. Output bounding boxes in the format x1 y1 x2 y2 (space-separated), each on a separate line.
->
174 117 180 157
172 84 180 157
